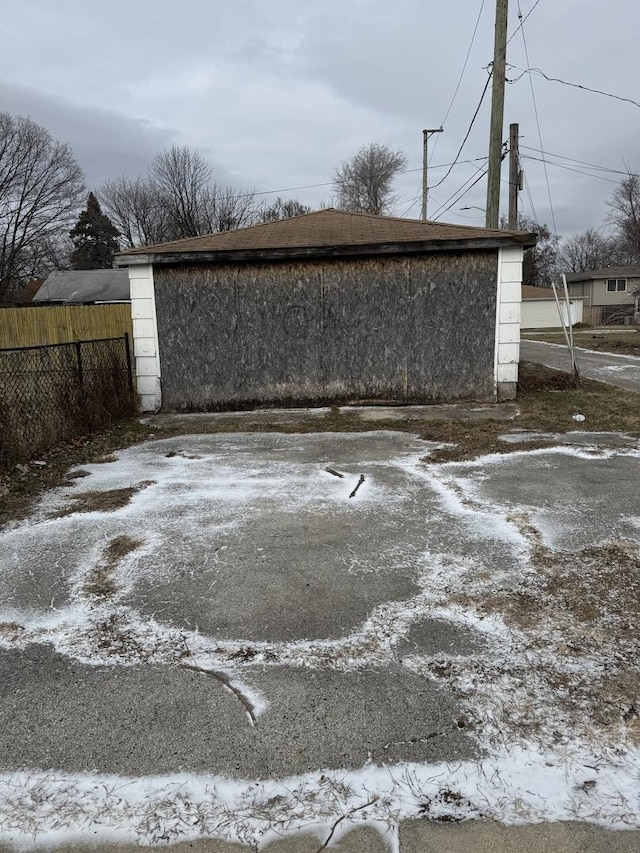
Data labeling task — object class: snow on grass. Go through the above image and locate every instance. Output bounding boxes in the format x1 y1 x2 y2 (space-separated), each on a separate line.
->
1 748 639 850
1 433 640 847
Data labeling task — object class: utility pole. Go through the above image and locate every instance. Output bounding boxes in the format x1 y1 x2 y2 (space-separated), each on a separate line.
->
508 122 521 229
485 0 509 229
421 127 443 220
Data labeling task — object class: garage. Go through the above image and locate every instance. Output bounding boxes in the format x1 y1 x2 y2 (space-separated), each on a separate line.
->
116 209 534 411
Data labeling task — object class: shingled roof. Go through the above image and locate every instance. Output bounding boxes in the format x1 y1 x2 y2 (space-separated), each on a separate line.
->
116 209 536 266
565 265 640 282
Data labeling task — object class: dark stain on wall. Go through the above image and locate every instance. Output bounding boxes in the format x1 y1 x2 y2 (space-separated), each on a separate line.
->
153 251 498 410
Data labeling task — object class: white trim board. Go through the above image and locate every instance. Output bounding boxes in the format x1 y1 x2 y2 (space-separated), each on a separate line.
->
494 246 523 399
128 264 162 412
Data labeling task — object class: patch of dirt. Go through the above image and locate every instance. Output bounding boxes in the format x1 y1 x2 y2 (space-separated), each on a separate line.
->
52 481 155 518
517 361 579 391
83 535 144 600
0 622 24 640
94 454 119 464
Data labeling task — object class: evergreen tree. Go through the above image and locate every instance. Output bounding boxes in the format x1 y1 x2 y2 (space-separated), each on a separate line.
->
69 192 120 269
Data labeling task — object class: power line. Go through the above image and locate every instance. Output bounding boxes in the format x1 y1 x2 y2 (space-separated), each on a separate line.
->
506 63 640 110
396 155 490 218
429 0 487 165
506 0 542 45
520 146 636 176
520 167 540 224
431 158 491 220
432 167 489 221
516 1 558 235
430 71 493 191
431 161 487 218
521 154 620 184
405 155 493 174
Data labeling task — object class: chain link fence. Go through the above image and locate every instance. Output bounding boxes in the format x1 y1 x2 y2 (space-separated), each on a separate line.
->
0 335 136 471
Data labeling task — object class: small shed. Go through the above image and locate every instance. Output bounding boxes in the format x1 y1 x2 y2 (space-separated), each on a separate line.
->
115 210 535 412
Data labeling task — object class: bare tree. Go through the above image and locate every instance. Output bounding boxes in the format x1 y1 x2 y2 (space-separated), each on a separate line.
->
607 173 640 262
0 112 85 304
558 228 625 273
102 147 260 246
333 143 407 215
260 197 311 222
100 176 169 249
148 145 213 239
201 183 260 233
503 215 559 286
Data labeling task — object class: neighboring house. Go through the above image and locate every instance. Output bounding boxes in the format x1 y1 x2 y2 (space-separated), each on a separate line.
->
33 270 130 304
521 284 583 329
17 278 45 305
565 265 640 325
115 209 535 412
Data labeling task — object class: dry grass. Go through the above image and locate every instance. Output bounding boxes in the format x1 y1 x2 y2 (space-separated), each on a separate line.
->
445 537 640 746
524 327 640 356
82 535 143 600
52 481 155 519
476 542 640 632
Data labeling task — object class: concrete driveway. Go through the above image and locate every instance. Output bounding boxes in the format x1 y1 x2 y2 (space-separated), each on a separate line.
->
520 339 640 391
1 429 639 851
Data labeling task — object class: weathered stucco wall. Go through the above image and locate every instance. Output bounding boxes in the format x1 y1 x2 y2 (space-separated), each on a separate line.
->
153 251 498 410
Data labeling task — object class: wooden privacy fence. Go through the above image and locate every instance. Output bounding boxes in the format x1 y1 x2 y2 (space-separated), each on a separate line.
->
0 304 133 348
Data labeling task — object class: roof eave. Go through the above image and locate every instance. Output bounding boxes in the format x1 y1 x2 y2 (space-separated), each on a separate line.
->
115 234 536 268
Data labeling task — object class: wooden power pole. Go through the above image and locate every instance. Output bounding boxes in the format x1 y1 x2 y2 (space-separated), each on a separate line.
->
508 122 520 229
485 0 509 229
421 127 443 220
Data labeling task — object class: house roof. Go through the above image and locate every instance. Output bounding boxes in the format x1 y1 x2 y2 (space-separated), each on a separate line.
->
34 270 130 303
521 284 584 301
115 209 537 266
522 284 554 300
565 265 640 283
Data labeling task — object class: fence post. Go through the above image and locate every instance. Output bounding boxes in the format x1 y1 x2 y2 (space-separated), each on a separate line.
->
75 340 83 387
123 332 134 393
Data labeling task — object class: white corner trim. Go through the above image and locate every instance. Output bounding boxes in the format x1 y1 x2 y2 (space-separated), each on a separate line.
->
128 264 161 412
494 246 523 393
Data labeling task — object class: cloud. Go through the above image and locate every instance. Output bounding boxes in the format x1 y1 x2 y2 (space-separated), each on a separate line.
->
0 80 175 188
2 0 639 235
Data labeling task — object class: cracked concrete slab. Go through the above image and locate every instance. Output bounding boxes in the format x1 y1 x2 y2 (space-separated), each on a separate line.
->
447 446 640 551
0 647 476 778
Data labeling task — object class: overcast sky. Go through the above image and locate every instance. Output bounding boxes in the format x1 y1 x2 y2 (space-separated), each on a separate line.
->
2 0 639 237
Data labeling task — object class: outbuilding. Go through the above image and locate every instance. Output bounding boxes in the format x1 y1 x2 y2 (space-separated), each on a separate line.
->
115 209 535 412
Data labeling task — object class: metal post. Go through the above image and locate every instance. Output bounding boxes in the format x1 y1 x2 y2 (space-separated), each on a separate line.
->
75 340 83 387
124 332 134 393
485 0 509 229
421 127 443 220
508 122 520 229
